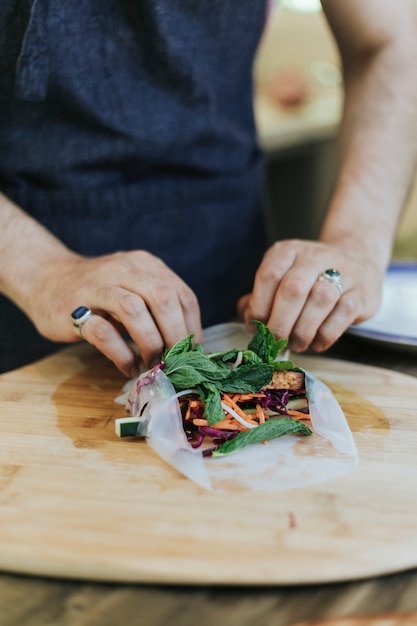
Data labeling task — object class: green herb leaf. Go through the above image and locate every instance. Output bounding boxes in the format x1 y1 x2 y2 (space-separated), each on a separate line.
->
241 350 263 365
163 334 195 361
208 349 239 363
222 363 273 393
247 321 288 364
212 418 312 456
163 351 230 390
273 359 302 372
197 382 224 426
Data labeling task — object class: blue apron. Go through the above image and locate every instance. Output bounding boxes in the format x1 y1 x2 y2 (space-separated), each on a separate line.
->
0 0 268 372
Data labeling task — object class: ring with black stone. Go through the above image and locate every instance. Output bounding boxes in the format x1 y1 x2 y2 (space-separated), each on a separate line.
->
70 306 96 337
317 268 344 295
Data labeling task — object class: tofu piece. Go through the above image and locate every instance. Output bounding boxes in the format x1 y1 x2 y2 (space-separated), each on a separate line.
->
261 370 305 391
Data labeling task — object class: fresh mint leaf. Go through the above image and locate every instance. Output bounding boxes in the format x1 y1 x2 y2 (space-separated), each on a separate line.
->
241 350 263 365
197 382 224 426
207 349 239 363
163 334 194 361
163 351 229 390
248 321 289 364
212 418 312 456
208 349 262 368
273 359 299 371
222 363 273 393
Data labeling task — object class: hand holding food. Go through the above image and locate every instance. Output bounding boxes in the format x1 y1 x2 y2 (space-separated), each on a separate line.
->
25 248 203 377
237 239 385 353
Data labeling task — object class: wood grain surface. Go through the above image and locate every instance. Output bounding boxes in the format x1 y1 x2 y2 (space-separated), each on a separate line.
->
1 341 417 586
1 334 417 625
292 612 417 626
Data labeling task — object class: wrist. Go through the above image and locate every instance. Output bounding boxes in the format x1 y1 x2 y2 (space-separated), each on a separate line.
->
319 196 398 273
0 194 81 315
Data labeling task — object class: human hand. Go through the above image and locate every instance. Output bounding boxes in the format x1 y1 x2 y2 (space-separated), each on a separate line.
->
27 250 202 377
237 239 385 353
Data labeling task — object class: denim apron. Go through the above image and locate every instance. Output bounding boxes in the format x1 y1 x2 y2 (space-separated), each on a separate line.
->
0 0 268 372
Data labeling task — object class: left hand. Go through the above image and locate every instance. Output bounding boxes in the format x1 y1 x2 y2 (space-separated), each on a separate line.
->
237 239 385 353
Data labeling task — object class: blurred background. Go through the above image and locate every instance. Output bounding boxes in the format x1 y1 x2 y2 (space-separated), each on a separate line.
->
254 0 417 259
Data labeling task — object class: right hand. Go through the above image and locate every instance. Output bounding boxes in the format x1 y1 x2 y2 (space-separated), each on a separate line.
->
27 249 203 377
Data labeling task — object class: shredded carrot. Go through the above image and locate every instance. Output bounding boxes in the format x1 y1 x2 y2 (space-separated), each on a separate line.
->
184 404 193 421
180 379 311 454
181 397 206 422
256 403 265 424
193 417 243 431
231 393 266 402
211 419 242 430
193 418 208 426
189 400 205 408
221 393 253 422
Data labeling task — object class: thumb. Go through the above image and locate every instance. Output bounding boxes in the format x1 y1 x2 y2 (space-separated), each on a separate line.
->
236 293 251 321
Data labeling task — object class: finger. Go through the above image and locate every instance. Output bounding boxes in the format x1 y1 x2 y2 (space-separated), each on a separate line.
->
103 289 167 368
142 284 197 350
245 245 297 325
146 281 202 345
265 263 321 339
311 292 360 352
237 293 251 320
78 314 139 378
99 253 203 349
104 286 200 367
287 279 342 352
180 287 203 344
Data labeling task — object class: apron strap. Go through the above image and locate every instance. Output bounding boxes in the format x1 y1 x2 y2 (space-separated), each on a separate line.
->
15 0 49 101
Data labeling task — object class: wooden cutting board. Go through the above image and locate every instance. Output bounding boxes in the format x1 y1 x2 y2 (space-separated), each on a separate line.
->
291 613 417 626
1 342 417 585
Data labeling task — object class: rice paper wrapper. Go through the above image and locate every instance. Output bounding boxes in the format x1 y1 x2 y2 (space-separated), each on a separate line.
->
120 323 358 492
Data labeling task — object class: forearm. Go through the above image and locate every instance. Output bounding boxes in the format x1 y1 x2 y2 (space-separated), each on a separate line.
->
320 0 417 266
0 192 78 315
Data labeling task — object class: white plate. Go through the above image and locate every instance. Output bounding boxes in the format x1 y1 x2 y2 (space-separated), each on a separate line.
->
348 262 417 351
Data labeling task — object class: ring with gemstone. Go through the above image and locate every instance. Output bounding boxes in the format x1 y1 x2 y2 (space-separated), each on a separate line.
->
70 306 96 337
317 268 344 295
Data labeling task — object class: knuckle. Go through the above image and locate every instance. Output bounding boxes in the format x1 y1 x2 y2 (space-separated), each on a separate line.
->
271 239 297 255
128 249 156 265
315 284 336 307
89 319 114 344
281 272 305 300
256 263 281 284
339 295 360 319
181 286 199 309
118 292 144 318
152 286 177 309
100 253 126 274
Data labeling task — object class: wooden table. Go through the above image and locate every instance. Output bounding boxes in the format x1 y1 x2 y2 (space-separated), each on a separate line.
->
1 334 417 626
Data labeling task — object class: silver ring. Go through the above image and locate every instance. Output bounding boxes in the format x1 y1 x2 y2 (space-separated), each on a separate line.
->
318 268 344 295
70 306 96 337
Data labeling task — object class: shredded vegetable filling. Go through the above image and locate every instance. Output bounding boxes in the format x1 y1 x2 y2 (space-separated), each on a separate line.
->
180 389 310 455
